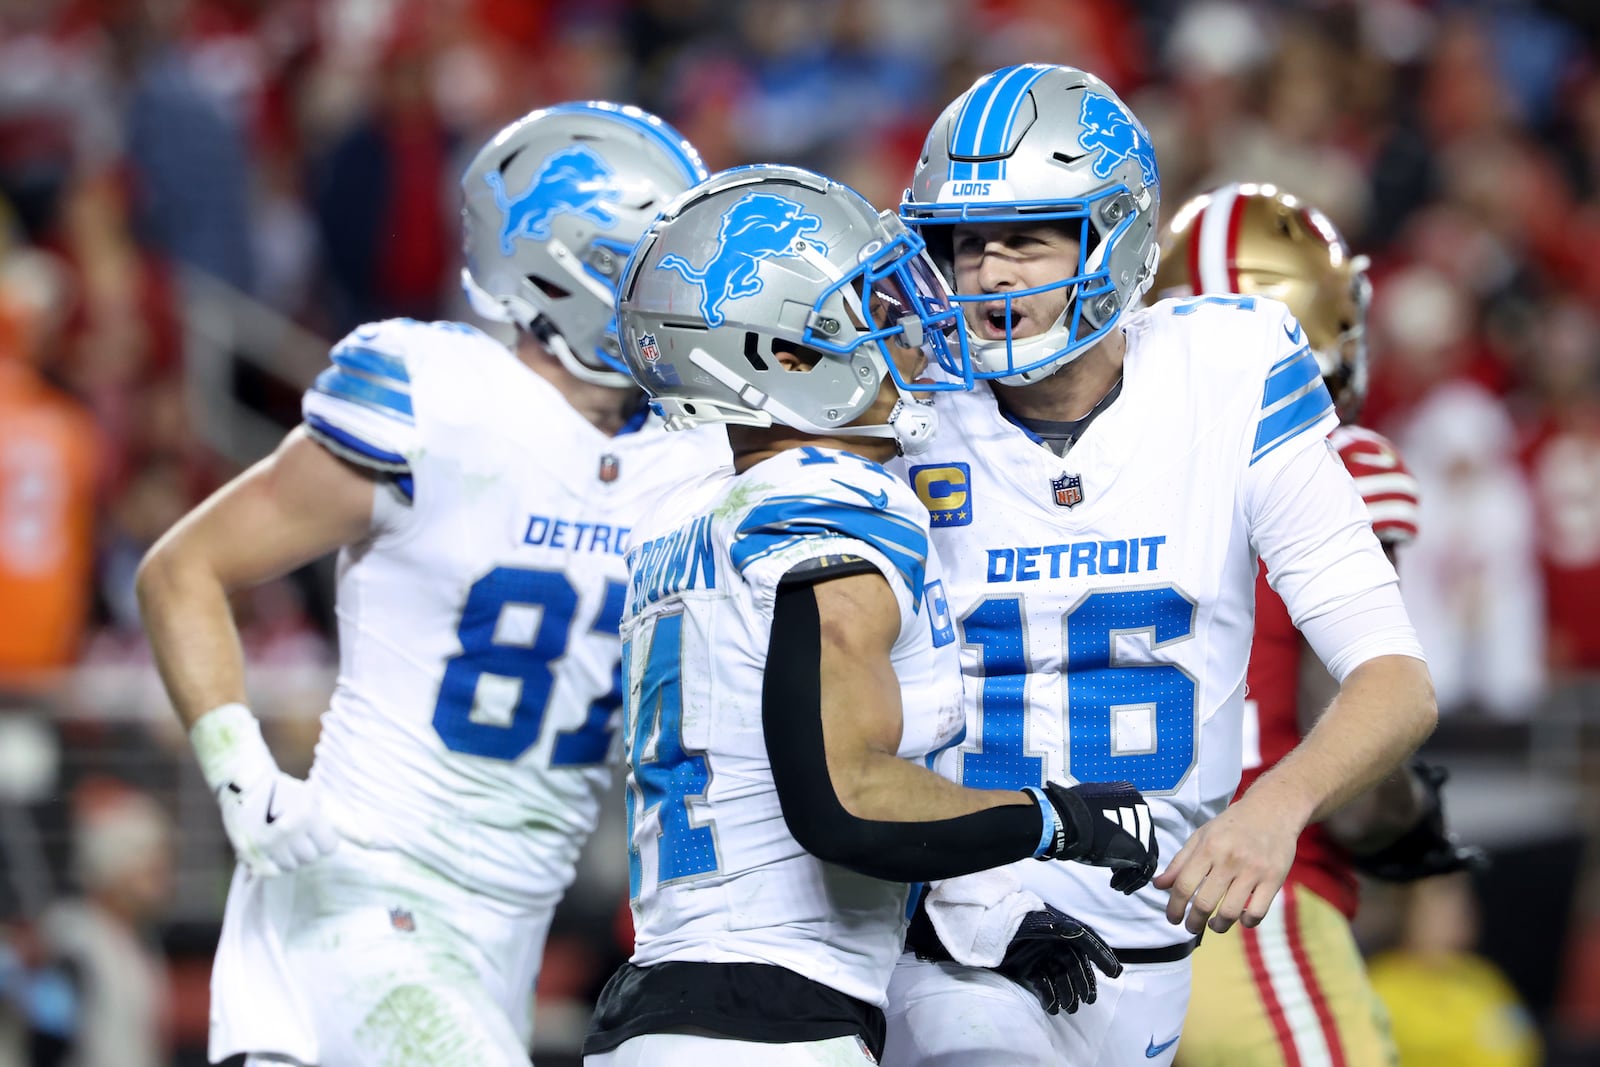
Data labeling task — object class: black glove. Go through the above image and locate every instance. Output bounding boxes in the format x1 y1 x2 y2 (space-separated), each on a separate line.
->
1350 760 1488 883
996 906 1123 1015
1034 780 1159 894
905 894 1121 1016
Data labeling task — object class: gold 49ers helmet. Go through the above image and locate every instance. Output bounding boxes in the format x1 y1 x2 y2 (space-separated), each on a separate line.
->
1152 182 1371 421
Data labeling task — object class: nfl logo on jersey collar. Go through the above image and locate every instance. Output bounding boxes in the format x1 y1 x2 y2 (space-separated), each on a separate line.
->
1052 472 1084 508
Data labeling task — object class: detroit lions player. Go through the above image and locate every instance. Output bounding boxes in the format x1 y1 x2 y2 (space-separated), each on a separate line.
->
581 165 1157 1067
136 102 728 1066
1154 182 1484 1067
880 65 1438 1067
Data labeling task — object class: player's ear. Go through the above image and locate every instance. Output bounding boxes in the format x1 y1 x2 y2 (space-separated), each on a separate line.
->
771 339 822 373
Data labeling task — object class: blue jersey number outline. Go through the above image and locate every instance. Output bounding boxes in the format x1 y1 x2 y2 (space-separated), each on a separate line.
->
431 566 624 763
959 585 1199 795
624 609 718 899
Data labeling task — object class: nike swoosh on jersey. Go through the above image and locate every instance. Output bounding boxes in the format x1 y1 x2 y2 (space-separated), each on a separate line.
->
1284 320 1303 345
1146 1034 1180 1058
832 479 889 510
265 782 282 824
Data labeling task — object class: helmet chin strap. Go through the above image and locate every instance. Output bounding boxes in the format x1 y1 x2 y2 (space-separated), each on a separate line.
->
541 330 635 389
887 395 939 455
461 267 634 389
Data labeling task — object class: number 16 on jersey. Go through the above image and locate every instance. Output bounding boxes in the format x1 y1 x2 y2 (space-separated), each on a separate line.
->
961 585 1200 796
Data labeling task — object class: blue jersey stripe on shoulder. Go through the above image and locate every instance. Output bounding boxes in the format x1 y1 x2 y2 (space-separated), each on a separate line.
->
331 343 410 386
1252 384 1334 464
732 496 928 599
304 413 408 467
1267 343 1313 377
1261 351 1321 409
313 366 414 422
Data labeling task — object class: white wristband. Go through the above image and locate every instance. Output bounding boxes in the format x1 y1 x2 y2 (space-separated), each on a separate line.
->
189 702 275 792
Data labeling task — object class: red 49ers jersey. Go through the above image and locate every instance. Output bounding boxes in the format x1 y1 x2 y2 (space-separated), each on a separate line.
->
1239 425 1420 919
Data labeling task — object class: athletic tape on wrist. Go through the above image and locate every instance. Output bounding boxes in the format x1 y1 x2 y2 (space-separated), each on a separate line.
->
189 702 271 790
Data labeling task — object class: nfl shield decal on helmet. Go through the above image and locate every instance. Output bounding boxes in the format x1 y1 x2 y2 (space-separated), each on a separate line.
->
638 332 660 362
1052 472 1083 508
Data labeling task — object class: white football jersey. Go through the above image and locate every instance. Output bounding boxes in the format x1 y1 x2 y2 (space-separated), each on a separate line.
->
621 445 965 1007
902 296 1397 948
298 317 730 908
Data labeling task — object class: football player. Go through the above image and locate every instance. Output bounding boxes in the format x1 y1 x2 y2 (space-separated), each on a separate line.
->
1153 183 1484 1067
136 102 729 1066
880 65 1438 1067
582 165 1157 1067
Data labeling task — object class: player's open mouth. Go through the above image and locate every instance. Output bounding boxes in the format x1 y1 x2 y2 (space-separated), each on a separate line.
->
982 306 1024 339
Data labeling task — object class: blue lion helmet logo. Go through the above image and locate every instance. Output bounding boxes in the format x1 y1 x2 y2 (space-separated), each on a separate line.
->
656 192 827 328
1076 93 1159 192
485 144 621 255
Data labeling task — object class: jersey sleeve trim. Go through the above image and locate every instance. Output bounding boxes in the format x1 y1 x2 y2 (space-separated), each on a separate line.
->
1262 347 1319 407
303 414 414 502
1252 372 1336 465
304 413 409 470
1364 499 1419 541
731 494 929 601
311 340 416 423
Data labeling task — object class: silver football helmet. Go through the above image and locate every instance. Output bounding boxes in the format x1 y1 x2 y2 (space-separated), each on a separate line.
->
902 64 1162 385
460 101 707 388
618 165 971 454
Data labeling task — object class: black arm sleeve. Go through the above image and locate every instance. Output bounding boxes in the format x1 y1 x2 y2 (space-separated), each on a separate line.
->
762 579 1045 882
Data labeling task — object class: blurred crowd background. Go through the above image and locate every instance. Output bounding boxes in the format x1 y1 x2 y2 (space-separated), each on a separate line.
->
0 0 1597 1064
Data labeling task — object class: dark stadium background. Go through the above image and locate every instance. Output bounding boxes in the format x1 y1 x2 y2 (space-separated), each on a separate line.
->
0 1 1597 1064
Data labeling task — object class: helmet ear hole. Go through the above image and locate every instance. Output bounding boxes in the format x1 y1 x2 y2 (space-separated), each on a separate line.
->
527 275 571 300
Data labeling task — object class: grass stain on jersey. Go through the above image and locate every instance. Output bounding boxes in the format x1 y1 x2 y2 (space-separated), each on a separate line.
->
713 479 773 520
355 983 503 1067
